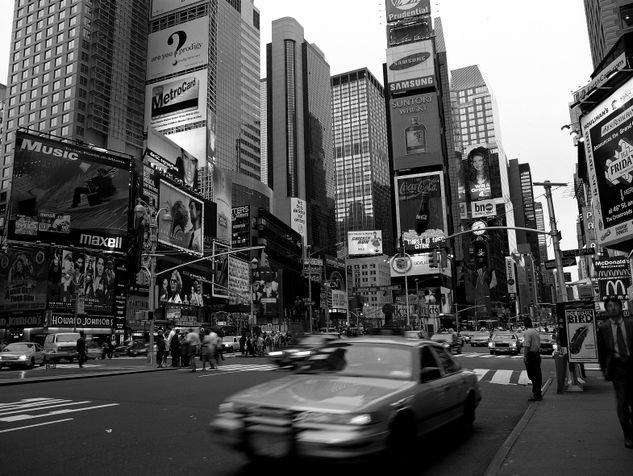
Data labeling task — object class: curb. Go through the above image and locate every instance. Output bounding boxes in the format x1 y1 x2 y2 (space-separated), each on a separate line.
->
0 366 177 386
482 377 553 476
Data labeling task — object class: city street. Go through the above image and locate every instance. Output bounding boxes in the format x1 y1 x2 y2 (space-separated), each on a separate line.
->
0 347 554 475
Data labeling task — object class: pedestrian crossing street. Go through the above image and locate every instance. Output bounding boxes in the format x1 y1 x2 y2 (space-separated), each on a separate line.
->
0 397 119 434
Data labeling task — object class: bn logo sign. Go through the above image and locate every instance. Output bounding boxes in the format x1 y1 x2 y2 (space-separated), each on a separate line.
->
471 199 497 218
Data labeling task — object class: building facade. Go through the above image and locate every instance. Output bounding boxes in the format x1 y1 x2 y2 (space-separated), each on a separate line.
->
583 0 633 68
331 68 393 255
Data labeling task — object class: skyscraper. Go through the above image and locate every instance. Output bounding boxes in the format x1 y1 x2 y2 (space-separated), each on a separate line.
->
331 68 393 255
583 0 633 68
216 0 261 180
265 17 335 250
1 0 149 211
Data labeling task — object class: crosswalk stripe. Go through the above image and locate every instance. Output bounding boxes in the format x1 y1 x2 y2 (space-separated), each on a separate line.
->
473 368 490 381
518 371 531 385
490 369 513 385
472 369 532 386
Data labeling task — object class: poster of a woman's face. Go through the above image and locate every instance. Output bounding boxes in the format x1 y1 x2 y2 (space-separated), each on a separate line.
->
466 146 491 201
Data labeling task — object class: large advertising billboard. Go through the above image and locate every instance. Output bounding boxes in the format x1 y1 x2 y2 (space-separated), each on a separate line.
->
212 241 229 299
290 197 307 244
231 206 251 250
157 180 204 255
386 40 435 94
146 70 208 133
9 132 131 252
151 0 205 18
347 231 384 256
214 166 233 245
145 128 199 189
0 248 48 311
463 145 492 201
581 75 633 248
155 259 211 307
390 92 443 170
395 172 447 249
252 267 279 318
385 0 431 23
387 16 432 47
228 256 250 305
146 17 209 81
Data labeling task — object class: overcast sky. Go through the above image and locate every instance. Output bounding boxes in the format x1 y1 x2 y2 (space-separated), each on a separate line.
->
0 1 594 271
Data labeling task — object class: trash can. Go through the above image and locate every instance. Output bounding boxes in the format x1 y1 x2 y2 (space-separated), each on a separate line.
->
554 351 567 394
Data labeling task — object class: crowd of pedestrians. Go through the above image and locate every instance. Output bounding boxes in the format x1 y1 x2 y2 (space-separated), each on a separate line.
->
238 331 291 357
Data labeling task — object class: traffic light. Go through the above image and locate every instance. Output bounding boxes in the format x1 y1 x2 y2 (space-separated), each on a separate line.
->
474 239 488 268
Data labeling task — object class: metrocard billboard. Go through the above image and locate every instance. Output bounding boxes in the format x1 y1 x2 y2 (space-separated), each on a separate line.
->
581 75 633 248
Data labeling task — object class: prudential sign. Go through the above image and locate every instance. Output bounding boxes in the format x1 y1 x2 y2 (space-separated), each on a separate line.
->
385 0 431 23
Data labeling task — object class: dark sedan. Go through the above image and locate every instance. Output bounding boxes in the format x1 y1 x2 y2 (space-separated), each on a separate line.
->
266 333 342 368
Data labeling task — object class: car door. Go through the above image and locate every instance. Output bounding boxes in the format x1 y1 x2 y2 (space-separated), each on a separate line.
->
411 345 447 436
432 345 466 422
34 343 44 365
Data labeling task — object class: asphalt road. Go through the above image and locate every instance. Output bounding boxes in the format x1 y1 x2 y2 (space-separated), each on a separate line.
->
0 347 555 476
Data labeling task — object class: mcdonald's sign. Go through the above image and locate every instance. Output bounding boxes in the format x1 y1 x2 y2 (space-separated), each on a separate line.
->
595 257 631 300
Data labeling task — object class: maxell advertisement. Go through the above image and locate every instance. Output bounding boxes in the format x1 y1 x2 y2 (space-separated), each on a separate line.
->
347 230 384 256
0 249 48 311
146 16 208 81
386 40 435 94
395 172 447 249
145 128 199 189
147 71 207 133
390 92 443 170
155 259 210 307
464 145 492 201
151 0 205 18
581 75 633 248
560 302 598 364
9 132 131 252
594 257 631 300
387 16 432 47
385 0 431 23
157 180 204 256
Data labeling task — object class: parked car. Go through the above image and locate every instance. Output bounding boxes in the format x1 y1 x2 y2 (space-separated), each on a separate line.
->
538 333 558 355
430 332 462 354
488 332 521 355
267 333 342 368
43 332 80 363
470 331 491 347
210 336 481 465
85 340 103 360
113 339 149 357
0 342 46 369
221 336 241 353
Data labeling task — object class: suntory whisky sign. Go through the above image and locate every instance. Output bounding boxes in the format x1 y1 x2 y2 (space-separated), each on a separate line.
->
386 40 435 94
385 0 431 23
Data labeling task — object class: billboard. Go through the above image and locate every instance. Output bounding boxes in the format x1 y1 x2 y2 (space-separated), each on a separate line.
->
347 230 384 256
595 257 631 300
0 248 48 311
387 16 432 47
146 17 209 81
471 199 497 218
558 301 599 364
290 198 307 244
395 172 447 248
157 180 204 255
386 40 435 94
385 0 431 23
228 256 250 305
252 267 279 317
390 92 443 169
231 206 251 249
151 0 205 18
212 241 229 299
9 132 131 252
464 145 492 201
145 128 199 189
581 75 633 248
146 70 208 133
214 166 233 245
155 259 211 307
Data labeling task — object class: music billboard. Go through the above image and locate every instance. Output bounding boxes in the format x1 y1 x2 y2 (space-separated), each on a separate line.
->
9 131 131 252
386 40 435 94
581 75 633 248
395 172 447 249
157 180 204 255
389 92 443 170
146 16 209 81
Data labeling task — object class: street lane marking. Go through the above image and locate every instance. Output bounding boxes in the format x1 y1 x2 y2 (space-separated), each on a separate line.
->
188 364 278 375
0 418 74 433
490 369 513 385
0 400 90 417
473 368 490 381
0 398 74 413
518 371 531 385
2 403 119 422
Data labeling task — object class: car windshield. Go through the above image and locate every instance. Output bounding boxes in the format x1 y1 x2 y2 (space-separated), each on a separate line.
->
473 332 489 337
298 342 413 380
3 343 33 352
57 335 78 342
493 334 516 341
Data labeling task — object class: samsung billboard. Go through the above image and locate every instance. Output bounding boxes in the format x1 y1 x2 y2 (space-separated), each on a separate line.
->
386 40 435 94
9 132 131 252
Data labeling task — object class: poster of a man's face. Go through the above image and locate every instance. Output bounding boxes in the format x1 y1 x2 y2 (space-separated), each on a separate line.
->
157 180 204 256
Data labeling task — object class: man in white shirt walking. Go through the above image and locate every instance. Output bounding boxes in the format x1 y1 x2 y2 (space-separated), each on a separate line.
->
522 317 542 401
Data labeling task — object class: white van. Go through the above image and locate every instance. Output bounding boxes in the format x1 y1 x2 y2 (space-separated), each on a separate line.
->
43 332 81 363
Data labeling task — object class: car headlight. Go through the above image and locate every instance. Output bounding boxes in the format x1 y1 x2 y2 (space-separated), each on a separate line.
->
488 342 494 348
18 355 28 361
268 351 283 356
294 350 311 357
553 343 558 350
511 342 516 347
295 411 373 426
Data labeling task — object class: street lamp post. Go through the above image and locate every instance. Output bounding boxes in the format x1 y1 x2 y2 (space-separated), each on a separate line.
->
250 257 258 334
134 202 172 367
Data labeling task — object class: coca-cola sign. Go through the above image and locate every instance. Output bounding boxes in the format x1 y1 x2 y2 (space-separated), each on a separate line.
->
398 176 440 200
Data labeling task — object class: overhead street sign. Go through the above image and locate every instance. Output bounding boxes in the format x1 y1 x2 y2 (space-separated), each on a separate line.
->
561 248 596 258
545 256 577 269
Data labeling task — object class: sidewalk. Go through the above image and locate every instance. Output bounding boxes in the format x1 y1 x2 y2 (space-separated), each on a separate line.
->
487 370 633 476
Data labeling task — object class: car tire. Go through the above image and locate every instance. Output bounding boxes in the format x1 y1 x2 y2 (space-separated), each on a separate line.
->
28 358 35 369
